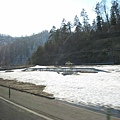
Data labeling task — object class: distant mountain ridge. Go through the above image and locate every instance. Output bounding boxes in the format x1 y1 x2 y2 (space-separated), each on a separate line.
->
0 31 49 66
0 34 16 47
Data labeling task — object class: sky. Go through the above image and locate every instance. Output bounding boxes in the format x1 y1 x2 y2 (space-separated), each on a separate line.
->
0 0 112 37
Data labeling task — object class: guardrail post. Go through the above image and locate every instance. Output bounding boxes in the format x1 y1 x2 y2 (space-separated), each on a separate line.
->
106 108 111 120
9 85 11 98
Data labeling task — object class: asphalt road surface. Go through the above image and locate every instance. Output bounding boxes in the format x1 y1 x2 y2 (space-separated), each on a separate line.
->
0 85 119 120
0 98 46 120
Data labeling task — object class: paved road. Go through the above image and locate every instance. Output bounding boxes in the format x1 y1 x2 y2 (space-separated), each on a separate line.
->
0 98 46 120
0 86 119 120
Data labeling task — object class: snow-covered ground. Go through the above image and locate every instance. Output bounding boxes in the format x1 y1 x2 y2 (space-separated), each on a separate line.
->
0 65 120 110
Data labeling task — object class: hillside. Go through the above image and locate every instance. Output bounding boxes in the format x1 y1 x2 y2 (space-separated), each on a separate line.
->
60 35 120 65
64 35 120 65
31 33 120 65
0 31 49 66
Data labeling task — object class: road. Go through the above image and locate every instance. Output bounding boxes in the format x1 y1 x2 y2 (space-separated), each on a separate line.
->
0 98 46 120
0 85 119 120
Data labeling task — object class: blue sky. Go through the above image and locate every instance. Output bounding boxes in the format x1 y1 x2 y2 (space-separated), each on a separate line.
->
0 0 112 37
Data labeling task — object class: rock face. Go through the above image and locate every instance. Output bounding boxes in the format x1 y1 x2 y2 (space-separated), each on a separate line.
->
0 78 54 99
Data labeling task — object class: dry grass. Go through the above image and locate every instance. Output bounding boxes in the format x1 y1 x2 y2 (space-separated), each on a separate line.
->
0 78 54 99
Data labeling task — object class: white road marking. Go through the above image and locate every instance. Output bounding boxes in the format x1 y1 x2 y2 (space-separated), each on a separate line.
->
0 96 54 120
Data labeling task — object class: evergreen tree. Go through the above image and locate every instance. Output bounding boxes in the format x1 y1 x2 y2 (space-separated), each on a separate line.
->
95 2 103 33
66 21 72 34
74 15 82 32
92 19 97 31
60 18 69 43
97 16 103 33
110 0 120 24
80 9 90 32
31 46 45 65
111 9 117 25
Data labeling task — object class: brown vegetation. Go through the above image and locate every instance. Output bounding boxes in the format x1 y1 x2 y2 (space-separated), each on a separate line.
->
0 78 54 99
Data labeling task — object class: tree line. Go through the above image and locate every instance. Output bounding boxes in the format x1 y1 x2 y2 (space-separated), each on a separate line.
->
31 0 120 65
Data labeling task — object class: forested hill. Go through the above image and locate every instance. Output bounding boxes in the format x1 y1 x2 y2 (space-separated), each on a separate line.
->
0 31 49 66
31 1 120 65
31 32 120 65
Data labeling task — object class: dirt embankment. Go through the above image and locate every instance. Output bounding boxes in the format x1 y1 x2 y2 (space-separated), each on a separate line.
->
0 78 54 99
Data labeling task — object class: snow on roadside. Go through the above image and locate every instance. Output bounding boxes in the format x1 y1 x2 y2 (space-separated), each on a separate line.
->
0 65 120 110
30 65 47 68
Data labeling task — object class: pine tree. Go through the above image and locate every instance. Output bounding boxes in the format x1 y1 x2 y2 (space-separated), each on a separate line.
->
110 0 120 24
95 2 103 33
111 10 116 25
74 15 82 32
80 9 90 32
97 16 103 33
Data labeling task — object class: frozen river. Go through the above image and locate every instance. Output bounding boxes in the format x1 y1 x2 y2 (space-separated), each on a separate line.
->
0 65 120 110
